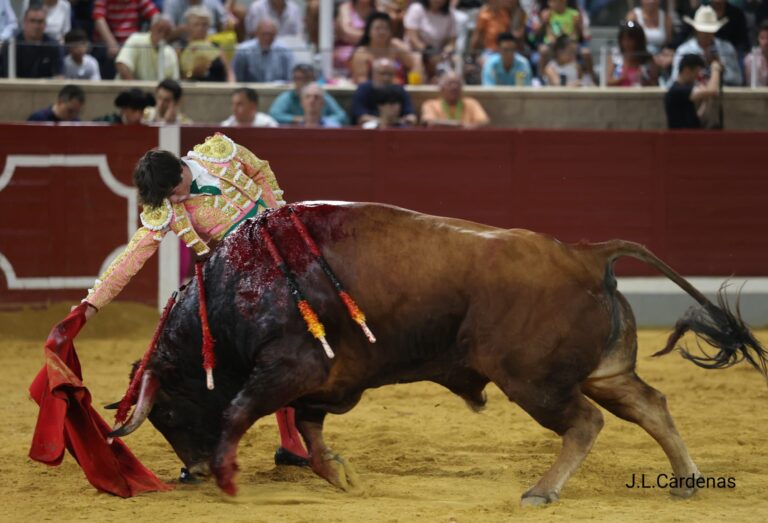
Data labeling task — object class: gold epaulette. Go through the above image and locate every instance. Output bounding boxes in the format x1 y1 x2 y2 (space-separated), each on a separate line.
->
140 199 173 233
190 133 237 163
170 202 210 255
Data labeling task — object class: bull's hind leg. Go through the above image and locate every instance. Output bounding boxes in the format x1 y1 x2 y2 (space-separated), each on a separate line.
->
582 372 701 498
294 407 360 491
506 385 605 506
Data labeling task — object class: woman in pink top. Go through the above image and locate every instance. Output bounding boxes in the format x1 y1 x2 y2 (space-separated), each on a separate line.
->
350 11 418 83
606 21 658 87
404 0 457 82
334 0 376 72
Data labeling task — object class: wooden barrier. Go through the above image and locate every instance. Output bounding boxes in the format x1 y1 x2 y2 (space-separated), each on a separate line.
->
1 124 766 306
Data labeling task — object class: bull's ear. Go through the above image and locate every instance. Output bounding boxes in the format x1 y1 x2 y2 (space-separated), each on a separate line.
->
104 400 122 409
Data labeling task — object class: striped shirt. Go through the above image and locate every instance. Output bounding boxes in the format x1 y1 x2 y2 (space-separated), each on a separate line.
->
92 0 158 43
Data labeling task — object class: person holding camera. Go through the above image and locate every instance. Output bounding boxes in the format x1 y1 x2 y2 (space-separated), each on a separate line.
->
665 53 722 129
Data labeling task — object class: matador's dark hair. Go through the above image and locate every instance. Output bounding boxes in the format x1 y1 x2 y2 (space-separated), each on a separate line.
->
133 149 183 207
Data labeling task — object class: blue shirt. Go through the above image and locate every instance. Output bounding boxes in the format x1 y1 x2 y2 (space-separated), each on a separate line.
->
269 89 349 125
27 105 80 122
481 53 532 87
232 40 293 83
349 81 415 124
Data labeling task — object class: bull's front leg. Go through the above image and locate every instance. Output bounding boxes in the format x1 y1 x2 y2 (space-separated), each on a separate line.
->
211 361 324 495
295 407 360 492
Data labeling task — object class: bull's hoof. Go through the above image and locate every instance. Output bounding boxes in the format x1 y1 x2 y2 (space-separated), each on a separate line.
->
274 447 309 467
521 491 559 507
211 459 239 496
316 451 360 492
670 471 703 499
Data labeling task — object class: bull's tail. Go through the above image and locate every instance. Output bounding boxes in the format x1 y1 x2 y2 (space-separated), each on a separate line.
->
594 240 768 380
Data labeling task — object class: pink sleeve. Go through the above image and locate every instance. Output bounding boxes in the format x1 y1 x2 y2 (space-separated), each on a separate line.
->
84 227 165 310
403 3 423 31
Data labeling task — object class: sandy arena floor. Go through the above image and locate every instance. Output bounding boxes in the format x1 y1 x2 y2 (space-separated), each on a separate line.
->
1 303 767 522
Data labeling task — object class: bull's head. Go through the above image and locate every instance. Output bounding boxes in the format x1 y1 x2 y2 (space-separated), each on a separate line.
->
110 366 232 477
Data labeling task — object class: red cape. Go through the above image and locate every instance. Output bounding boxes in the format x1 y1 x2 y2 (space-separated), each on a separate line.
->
29 303 171 497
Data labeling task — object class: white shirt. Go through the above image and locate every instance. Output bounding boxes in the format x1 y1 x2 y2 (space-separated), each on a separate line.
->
183 157 221 191
221 112 279 127
245 0 304 40
63 53 101 80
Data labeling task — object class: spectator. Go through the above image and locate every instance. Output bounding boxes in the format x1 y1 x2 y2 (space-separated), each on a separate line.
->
27 84 85 122
350 11 417 84
362 84 409 128
665 53 722 129
143 79 193 124
606 21 658 87
115 15 180 80
298 83 342 127
626 0 672 56
377 0 407 38
672 6 742 86
221 87 279 127
350 57 417 126
470 0 527 57
404 0 457 82
245 0 304 40
421 71 490 127
0 5 64 78
269 63 348 125
744 21 768 87
164 0 228 39
92 0 160 79
179 6 234 82
536 0 593 82
543 35 583 86
481 32 533 86
63 28 101 80
22 0 71 43
94 88 154 125
711 0 750 55
334 0 377 73
0 0 18 42
233 18 293 82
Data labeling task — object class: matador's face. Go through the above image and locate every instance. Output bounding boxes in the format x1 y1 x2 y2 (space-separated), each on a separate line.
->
170 163 193 203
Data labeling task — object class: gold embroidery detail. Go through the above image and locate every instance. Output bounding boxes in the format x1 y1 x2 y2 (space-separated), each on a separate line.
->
140 199 173 231
190 133 236 163
86 228 152 301
171 202 210 255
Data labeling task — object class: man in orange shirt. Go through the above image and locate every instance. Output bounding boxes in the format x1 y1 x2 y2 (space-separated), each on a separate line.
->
420 72 490 128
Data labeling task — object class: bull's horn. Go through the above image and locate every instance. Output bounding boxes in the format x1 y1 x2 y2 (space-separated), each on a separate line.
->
103 400 121 410
108 371 160 438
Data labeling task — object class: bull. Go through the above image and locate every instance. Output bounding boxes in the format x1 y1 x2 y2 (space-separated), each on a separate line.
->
110 202 767 505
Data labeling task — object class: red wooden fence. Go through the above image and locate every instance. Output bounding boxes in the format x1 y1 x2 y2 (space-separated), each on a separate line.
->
1 124 765 306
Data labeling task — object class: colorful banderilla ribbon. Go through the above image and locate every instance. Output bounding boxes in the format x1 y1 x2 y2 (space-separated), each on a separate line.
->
260 225 335 359
195 262 217 389
112 291 177 438
287 206 376 343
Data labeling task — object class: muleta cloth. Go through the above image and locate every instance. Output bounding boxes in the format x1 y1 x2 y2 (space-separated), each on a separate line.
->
28 303 171 497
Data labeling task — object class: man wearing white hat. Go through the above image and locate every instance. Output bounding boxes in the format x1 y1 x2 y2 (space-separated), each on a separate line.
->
670 5 742 86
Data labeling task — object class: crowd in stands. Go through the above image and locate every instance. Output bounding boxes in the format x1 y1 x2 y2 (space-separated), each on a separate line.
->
1 1 766 129
1 0 765 87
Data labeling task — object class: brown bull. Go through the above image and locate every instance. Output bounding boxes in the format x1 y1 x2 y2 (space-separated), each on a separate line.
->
111 202 768 505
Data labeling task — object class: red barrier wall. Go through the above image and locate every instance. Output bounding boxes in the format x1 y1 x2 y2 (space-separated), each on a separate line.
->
0 124 158 306
184 127 768 277
1 125 765 306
